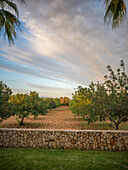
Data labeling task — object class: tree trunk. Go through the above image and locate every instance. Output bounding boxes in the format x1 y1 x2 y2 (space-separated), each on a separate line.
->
115 123 119 130
20 117 24 126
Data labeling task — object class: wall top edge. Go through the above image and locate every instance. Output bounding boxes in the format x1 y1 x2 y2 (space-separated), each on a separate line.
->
0 128 128 133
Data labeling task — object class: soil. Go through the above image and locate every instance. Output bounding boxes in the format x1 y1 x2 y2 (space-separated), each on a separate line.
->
0 106 84 129
0 106 128 130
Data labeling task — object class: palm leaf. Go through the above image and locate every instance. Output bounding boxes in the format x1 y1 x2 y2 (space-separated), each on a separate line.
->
0 0 19 16
0 9 21 44
104 0 126 28
0 0 25 44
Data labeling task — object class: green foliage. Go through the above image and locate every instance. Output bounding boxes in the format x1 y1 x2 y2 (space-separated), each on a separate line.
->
53 98 61 107
44 98 60 109
9 93 31 125
9 91 47 125
104 0 126 28
102 60 128 129
70 86 91 119
50 100 57 109
70 60 128 130
0 0 25 44
29 91 47 118
0 81 13 123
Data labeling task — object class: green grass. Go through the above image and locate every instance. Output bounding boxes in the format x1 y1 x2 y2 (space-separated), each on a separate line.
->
0 148 128 170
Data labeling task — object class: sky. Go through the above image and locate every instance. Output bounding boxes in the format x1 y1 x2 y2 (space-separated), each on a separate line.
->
0 0 128 98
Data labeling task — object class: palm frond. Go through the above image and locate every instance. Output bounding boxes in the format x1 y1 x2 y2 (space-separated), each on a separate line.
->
0 0 25 45
0 0 19 16
105 0 111 5
0 9 21 44
104 0 126 28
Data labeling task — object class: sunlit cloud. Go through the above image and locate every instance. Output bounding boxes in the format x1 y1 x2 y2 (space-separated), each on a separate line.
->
0 0 128 97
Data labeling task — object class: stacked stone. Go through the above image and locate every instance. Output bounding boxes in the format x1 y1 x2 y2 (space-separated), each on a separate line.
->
0 129 128 151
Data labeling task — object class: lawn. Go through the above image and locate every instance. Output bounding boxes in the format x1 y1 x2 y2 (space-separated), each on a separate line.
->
0 148 128 170
0 106 128 130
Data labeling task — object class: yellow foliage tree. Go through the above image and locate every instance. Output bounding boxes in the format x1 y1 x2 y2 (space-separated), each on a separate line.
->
60 97 70 106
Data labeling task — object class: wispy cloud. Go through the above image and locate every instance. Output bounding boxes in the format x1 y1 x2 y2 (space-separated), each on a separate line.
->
0 0 128 97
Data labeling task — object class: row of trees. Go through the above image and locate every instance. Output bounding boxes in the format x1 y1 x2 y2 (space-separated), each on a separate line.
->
0 86 48 125
70 60 128 130
0 81 70 125
44 97 70 109
0 83 70 125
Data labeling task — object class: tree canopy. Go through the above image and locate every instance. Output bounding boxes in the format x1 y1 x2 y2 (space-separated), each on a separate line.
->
70 60 128 130
9 91 47 125
0 81 13 122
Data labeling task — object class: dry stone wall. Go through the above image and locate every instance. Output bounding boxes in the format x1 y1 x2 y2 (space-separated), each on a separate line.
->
0 128 128 151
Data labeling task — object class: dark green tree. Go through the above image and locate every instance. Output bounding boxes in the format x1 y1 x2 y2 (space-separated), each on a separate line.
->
9 93 31 125
70 60 128 130
9 91 47 125
0 81 13 123
45 98 57 109
87 60 128 130
102 60 128 129
29 91 47 118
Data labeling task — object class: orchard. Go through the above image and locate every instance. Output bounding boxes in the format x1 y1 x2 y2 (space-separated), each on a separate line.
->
0 84 61 125
0 61 127 130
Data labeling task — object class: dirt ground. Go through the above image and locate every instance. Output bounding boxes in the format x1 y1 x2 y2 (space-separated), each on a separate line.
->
0 106 128 130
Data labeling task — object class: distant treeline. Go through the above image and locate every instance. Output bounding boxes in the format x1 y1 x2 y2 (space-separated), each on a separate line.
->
43 97 70 109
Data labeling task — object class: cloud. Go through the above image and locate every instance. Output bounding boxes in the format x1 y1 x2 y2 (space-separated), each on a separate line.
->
25 83 72 97
0 0 128 97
